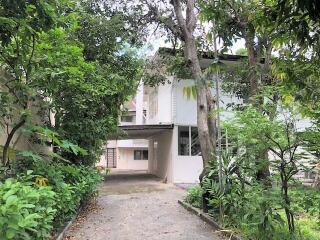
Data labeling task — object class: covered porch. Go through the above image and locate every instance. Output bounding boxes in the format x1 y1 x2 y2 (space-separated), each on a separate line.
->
117 124 174 182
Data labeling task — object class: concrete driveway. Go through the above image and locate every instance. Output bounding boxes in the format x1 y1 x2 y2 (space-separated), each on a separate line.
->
64 172 223 240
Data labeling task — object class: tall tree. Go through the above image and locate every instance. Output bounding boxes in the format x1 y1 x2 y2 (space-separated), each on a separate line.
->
0 0 143 166
0 0 60 166
107 0 218 178
200 0 280 183
34 1 144 164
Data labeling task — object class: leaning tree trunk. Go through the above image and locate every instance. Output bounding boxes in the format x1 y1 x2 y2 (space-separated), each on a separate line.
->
2 119 26 166
185 34 216 213
172 0 217 171
172 0 217 212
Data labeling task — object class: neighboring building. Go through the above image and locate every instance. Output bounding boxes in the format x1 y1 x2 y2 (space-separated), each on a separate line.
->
0 69 54 161
98 81 150 171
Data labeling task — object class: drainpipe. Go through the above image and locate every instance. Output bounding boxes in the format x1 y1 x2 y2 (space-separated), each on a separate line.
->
136 79 144 125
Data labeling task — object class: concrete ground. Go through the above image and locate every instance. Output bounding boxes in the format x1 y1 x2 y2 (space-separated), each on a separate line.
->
64 172 223 240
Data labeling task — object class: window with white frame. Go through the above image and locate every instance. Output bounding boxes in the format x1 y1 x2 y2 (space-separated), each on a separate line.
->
178 126 201 156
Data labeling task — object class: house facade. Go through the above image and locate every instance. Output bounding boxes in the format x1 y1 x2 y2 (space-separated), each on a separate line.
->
97 50 316 184
98 58 243 183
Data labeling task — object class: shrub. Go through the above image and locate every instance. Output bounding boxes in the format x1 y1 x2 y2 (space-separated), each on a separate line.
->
0 178 56 240
2 161 103 237
185 185 203 208
18 162 102 228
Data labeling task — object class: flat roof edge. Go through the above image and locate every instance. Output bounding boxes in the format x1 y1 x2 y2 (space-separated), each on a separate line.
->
119 124 174 131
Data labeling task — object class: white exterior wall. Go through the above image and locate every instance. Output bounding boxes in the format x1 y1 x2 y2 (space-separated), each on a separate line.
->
170 78 242 183
106 140 117 148
117 148 148 170
136 81 144 125
174 79 197 125
148 130 173 182
116 139 148 148
174 78 243 125
98 140 148 170
147 77 173 124
171 126 203 183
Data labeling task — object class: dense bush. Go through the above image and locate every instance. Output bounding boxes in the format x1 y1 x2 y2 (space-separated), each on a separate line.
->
0 178 56 240
0 163 102 239
198 176 320 240
19 163 103 228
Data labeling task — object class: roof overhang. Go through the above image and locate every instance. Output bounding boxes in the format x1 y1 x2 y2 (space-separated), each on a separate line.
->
113 124 174 140
157 47 265 69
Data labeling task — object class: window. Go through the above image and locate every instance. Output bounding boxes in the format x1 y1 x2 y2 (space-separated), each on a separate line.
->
121 115 135 122
191 127 201 156
178 126 201 156
134 150 148 160
178 126 190 155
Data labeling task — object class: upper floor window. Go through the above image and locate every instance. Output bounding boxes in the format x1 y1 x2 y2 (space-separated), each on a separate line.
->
121 111 136 123
121 115 134 123
178 126 201 156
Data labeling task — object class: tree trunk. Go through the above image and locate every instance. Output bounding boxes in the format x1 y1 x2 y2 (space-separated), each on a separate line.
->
171 0 217 212
173 0 216 171
184 36 216 172
245 33 271 183
2 119 26 166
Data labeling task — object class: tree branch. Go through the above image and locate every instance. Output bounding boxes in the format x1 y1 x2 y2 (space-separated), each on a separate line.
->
172 0 188 37
265 133 284 153
269 146 282 158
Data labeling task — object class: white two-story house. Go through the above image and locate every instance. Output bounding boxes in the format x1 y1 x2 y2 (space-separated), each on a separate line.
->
98 48 244 183
98 48 317 184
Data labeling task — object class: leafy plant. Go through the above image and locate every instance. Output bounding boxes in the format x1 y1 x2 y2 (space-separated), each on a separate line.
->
185 185 203 208
0 178 56 240
18 162 102 228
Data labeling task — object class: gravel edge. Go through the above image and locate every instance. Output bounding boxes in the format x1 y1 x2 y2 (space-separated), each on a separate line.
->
178 200 242 240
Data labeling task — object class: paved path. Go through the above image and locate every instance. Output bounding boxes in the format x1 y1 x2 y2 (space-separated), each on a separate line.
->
65 173 223 240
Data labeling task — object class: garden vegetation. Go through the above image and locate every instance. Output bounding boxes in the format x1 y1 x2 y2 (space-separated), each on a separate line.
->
0 0 142 239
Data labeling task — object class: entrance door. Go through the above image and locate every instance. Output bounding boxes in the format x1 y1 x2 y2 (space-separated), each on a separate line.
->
106 148 116 168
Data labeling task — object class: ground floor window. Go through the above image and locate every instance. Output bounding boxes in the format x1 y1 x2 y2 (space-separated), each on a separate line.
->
134 149 148 160
178 126 201 156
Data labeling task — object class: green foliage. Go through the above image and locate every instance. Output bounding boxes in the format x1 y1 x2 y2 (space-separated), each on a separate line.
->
183 85 197 100
235 48 248 56
201 172 320 239
0 0 143 167
0 178 56 240
199 101 316 238
144 50 193 87
32 6 143 164
0 0 65 166
0 163 103 239
185 185 203 208
273 0 320 46
18 162 102 228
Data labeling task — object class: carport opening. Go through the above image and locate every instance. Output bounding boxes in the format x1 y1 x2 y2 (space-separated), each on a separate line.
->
97 124 174 182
